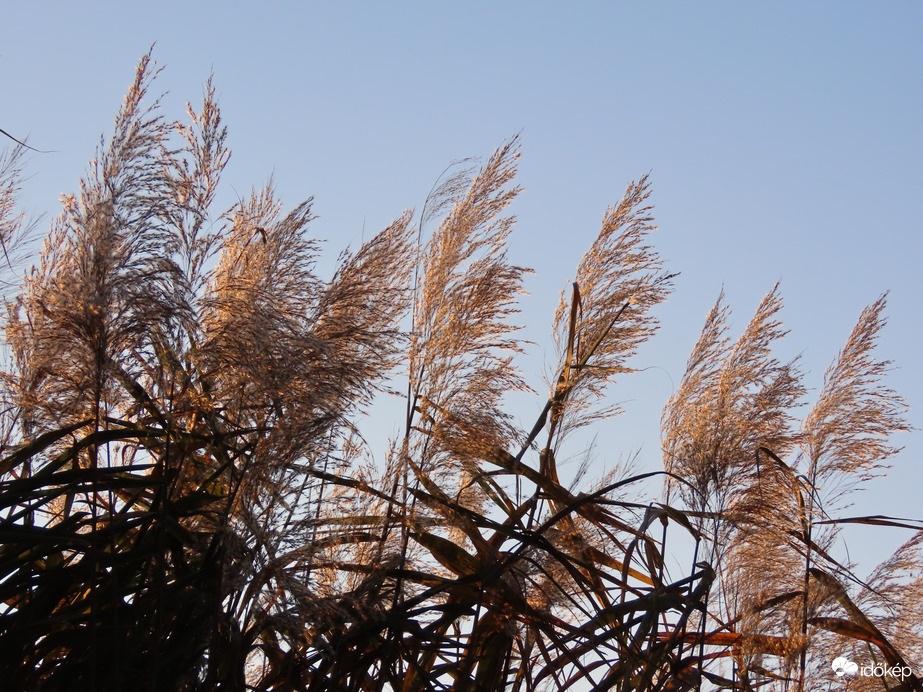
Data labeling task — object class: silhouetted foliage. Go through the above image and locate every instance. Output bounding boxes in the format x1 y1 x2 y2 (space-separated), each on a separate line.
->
0 53 918 692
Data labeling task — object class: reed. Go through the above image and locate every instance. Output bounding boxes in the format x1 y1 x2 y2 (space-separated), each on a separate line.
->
0 52 917 692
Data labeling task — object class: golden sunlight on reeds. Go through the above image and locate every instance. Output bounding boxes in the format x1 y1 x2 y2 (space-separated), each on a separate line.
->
0 52 918 692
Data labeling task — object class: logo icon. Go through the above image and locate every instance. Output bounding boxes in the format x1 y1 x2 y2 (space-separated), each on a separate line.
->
832 657 859 677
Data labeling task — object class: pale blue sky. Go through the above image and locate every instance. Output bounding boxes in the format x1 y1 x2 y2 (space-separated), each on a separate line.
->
3 2 921 572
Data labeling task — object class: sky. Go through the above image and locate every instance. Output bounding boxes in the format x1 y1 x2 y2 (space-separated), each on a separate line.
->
2 2 921 575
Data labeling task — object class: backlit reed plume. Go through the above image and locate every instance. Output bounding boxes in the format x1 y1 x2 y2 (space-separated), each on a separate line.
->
548 175 673 449
406 137 530 510
663 287 914 691
0 51 917 692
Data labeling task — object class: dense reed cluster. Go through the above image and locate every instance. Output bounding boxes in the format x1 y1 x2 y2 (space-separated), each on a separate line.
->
0 55 918 692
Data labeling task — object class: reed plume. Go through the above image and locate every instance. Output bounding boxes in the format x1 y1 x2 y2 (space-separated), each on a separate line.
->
0 52 917 692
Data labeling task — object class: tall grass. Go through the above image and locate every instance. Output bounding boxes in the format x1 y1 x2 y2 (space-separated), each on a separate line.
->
0 53 918 692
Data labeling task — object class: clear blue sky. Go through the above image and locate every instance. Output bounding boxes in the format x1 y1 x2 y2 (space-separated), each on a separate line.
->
3 2 921 572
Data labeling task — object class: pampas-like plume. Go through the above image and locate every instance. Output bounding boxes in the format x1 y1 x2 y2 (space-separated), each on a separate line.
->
663 290 913 691
164 75 230 296
661 286 806 684
2 52 918 692
408 137 531 502
548 175 673 446
662 284 803 516
803 294 910 507
854 532 923 685
0 144 29 280
7 52 184 431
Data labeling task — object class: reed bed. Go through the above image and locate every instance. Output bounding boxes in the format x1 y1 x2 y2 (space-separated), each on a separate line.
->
0 53 918 692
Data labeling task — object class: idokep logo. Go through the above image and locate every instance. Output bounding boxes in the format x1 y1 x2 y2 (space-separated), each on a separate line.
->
832 657 858 677
831 656 914 681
